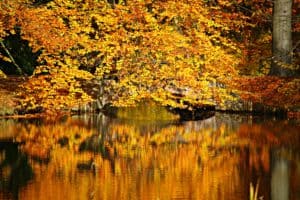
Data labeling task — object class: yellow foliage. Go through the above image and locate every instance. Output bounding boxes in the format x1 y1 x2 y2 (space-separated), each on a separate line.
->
0 69 7 78
0 0 270 112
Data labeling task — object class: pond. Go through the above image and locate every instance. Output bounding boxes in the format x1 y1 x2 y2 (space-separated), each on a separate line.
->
0 107 299 200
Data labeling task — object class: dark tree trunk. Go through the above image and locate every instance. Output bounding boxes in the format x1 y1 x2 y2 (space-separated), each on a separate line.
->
270 0 294 77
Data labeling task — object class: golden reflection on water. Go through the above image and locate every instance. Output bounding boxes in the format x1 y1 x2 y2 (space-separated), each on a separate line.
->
0 113 299 200
18 146 246 200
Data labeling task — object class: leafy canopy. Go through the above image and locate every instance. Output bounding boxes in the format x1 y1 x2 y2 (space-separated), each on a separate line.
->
0 0 299 113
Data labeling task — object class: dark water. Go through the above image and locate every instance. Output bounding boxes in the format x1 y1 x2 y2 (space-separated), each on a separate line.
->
0 111 299 200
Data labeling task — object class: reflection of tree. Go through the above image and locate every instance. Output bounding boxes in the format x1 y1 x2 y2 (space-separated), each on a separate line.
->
15 118 94 159
271 153 289 200
5 113 300 200
16 143 249 200
0 141 33 199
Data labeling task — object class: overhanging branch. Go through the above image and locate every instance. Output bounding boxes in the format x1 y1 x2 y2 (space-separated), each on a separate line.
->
0 40 24 75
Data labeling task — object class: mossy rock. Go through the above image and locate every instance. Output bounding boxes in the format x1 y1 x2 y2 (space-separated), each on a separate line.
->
116 101 180 121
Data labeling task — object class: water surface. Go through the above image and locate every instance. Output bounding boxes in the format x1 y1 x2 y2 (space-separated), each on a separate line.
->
0 112 299 200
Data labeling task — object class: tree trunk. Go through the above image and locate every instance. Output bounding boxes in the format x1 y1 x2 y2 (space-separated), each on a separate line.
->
270 0 293 77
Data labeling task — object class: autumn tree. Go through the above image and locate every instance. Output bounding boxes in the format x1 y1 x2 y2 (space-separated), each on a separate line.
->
0 0 299 115
0 0 244 112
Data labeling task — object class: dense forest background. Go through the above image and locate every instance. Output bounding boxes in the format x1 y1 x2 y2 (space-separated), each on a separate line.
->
0 0 299 116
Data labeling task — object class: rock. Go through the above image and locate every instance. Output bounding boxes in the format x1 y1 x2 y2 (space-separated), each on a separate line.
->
168 106 215 121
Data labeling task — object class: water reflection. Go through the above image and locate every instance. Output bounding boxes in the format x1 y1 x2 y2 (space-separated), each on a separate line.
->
0 113 299 200
271 149 290 200
0 141 33 200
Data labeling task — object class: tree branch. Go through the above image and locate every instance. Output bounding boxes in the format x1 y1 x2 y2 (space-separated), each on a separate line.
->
0 40 24 75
